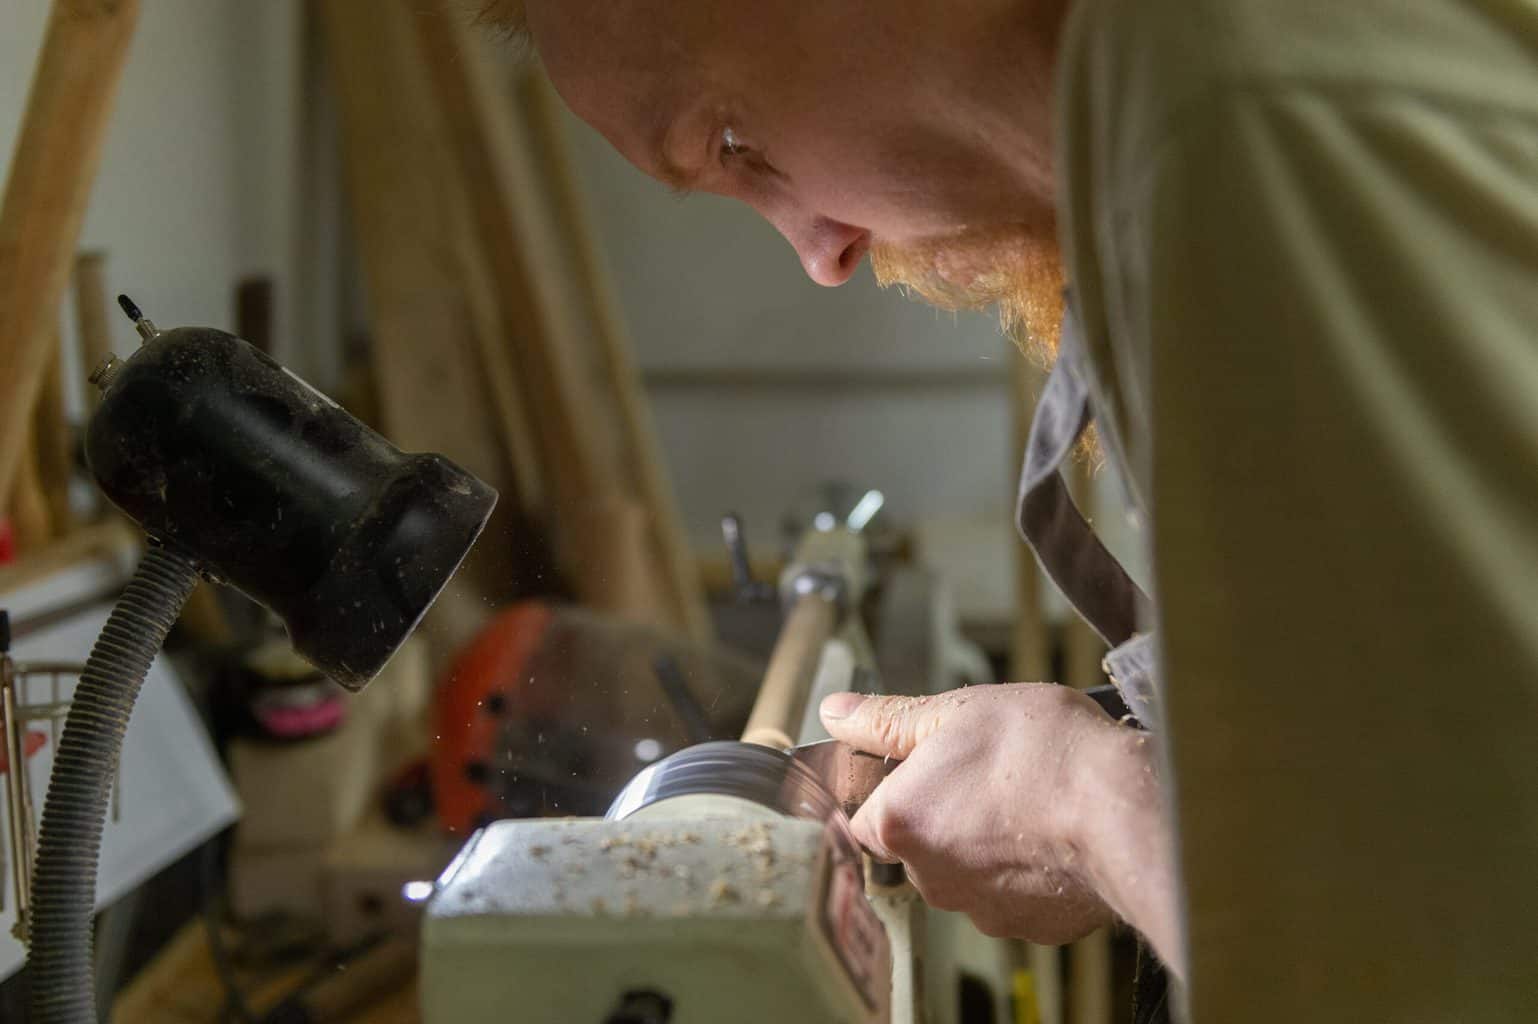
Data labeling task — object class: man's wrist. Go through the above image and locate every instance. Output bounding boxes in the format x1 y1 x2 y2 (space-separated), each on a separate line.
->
1070 720 1184 974
1062 721 1155 888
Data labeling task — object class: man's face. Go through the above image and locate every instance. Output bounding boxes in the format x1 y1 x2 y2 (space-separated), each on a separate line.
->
526 0 1067 348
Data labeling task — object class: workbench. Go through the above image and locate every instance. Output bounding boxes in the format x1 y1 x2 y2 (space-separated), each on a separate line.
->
111 920 418 1024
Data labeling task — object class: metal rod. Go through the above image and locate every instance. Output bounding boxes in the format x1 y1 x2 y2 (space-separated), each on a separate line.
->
845 489 885 533
2 666 32 937
0 775 7 915
652 654 714 744
0 662 84 940
0 664 7 918
17 702 71 721
720 514 754 592
15 703 37 936
9 661 88 675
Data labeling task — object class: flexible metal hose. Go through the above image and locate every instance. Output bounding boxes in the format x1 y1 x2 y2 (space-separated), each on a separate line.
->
27 544 200 1023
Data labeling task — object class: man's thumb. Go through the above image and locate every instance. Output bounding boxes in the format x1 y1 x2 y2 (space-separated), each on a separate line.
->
819 692 947 759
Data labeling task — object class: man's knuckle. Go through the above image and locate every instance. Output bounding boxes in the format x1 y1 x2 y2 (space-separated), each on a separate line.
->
870 804 917 854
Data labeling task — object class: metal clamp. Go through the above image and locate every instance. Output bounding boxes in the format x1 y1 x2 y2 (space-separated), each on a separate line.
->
0 610 96 943
785 568 847 609
719 513 774 604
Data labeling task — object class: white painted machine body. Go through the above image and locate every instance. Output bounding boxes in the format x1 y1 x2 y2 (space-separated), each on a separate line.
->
423 809 890 1023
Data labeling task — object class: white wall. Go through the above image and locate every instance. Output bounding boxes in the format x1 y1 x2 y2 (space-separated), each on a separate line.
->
0 0 307 406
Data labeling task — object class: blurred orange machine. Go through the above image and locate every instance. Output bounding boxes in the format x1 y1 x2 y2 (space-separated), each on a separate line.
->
431 602 762 833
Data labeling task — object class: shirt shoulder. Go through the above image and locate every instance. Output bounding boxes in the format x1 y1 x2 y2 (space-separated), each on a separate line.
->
1052 0 1538 516
1058 0 1538 172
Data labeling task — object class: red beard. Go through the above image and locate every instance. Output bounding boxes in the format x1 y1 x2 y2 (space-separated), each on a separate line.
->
870 218 1064 364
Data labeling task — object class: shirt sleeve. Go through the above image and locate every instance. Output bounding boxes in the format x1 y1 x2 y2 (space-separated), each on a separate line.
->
1112 87 1538 1020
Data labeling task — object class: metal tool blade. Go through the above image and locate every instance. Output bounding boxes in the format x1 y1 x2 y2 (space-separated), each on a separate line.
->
788 739 898 819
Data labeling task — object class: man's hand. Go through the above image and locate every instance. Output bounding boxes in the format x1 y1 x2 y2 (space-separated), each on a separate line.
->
820 684 1182 970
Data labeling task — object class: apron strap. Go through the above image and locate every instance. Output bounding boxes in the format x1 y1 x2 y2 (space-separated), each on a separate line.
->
1017 312 1174 1020
1016 309 1149 648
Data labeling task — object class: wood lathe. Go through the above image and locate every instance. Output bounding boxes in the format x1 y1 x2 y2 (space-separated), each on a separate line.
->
421 511 1019 1024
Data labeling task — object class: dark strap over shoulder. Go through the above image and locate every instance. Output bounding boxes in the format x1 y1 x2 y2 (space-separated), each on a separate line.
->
1016 311 1149 647
1017 310 1175 1023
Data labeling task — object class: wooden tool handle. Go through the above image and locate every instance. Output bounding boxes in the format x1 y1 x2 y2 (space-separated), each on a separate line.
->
741 594 838 749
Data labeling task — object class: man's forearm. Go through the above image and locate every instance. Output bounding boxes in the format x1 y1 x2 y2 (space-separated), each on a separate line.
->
1074 727 1185 978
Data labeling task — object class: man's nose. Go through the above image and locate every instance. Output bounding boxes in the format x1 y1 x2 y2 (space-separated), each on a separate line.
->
783 216 871 287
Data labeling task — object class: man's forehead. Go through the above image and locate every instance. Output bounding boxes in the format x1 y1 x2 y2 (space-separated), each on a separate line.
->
559 69 682 185
531 0 743 183
531 10 686 180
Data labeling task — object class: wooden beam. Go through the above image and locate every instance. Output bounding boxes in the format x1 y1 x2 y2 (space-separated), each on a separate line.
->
412 7 711 643
1067 928 1114 1024
9 426 53 553
73 250 115 388
7 326 73 555
318 2 508 477
519 73 712 645
319 0 524 610
450 184 547 512
0 0 141 515
235 276 275 355
0 519 137 596
410 13 605 490
33 326 75 535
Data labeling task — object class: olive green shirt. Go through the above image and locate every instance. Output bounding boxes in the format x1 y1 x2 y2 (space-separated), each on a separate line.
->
1055 0 1538 1019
